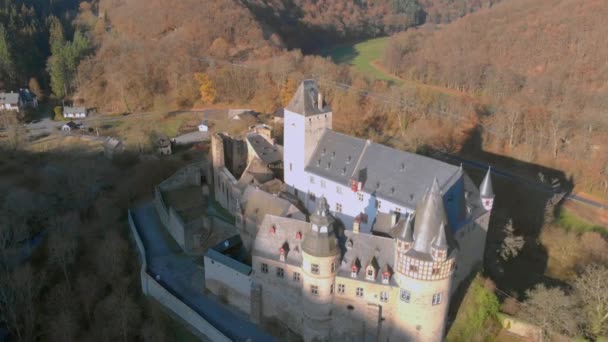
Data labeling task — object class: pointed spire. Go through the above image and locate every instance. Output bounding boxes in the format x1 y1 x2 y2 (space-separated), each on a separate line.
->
394 213 414 242
412 178 448 254
480 167 494 198
432 223 448 250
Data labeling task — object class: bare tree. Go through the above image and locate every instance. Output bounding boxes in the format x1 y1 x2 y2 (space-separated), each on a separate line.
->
0 264 43 342
518 284 583 339
499 219 525 261
47 229 78 288
574 264 608 338
76 273 102 324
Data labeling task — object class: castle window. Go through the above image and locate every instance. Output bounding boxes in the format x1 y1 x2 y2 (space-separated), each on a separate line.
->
321 179 326 188
376 200 382 209
380 291 389 302
309 176 315 184
409 265 418 273
338 284 345 294
432 293 442 306
356 287 364 298
311 285 319 296
335 203 342 213
331 262 336 272
336 186 342 195
330 284 334 294
289 163 292 171
293 272 300 282
311 264 319 274
395 207 401 213
261 263 268 274
357 193 364 201
276 267 284 278
400 289 411 303
432 268 440 276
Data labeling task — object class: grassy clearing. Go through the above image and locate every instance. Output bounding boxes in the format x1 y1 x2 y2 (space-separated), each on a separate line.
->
322 37 400 82
447 276 500 342
557 208 606 235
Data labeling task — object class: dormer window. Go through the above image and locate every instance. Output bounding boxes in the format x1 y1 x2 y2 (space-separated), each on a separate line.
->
269 225 276 234
279 247 285 262
366 266 375 281
347 155 352 163
351 265 358 278
382 272 390 284
296 231 302 240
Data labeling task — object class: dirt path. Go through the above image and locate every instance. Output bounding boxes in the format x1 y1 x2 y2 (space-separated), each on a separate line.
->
370 59 471 98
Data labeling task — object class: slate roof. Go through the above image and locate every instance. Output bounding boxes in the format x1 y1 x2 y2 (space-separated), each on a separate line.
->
241 186 304 223
0 92 19 105
238 158 275 188
305 130 461 209
285 79 330 116
252 215 310 266
338 231 395 285
246 133 282 165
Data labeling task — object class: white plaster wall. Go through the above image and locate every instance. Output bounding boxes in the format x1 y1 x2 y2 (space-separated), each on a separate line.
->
283 110 306 191
299 172 414 232
204 256 252 314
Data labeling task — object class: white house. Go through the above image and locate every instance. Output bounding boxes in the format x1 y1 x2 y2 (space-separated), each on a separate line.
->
0 92 21 111
61 121 81 132
63 106 87 118
198 120 209 132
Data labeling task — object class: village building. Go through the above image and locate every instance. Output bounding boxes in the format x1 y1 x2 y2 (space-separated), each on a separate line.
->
206 80 495 341
61 121 81 132
0 92 21 111
63 106 87 118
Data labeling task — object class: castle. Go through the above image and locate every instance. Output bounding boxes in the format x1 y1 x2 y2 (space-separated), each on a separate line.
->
208 80 494 341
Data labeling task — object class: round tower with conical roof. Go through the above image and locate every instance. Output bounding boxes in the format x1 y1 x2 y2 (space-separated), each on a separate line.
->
301 196 340 341
392 179 457 342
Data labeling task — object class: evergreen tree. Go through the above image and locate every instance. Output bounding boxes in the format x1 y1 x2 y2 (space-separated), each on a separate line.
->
0 23 15 85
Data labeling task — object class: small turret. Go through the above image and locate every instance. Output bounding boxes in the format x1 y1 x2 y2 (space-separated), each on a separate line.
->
302 196 339 257
392 213 414 251
431 223 449 261
480 167 494 211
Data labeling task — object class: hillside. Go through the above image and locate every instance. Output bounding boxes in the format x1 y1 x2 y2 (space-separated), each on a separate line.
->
383 0 608 195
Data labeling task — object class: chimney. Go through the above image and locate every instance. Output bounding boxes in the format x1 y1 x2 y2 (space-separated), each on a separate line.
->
317 91 323 110
391 211 399 227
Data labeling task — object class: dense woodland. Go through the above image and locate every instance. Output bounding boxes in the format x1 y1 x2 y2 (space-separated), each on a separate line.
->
383 0 608 195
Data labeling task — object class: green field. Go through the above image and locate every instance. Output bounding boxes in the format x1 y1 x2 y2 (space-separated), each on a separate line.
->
557 208 606 236
322 37 401 83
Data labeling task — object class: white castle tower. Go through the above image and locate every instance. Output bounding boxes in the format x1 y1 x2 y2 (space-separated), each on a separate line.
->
283 80 332 198
300 196 340 341
391 179 457 341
